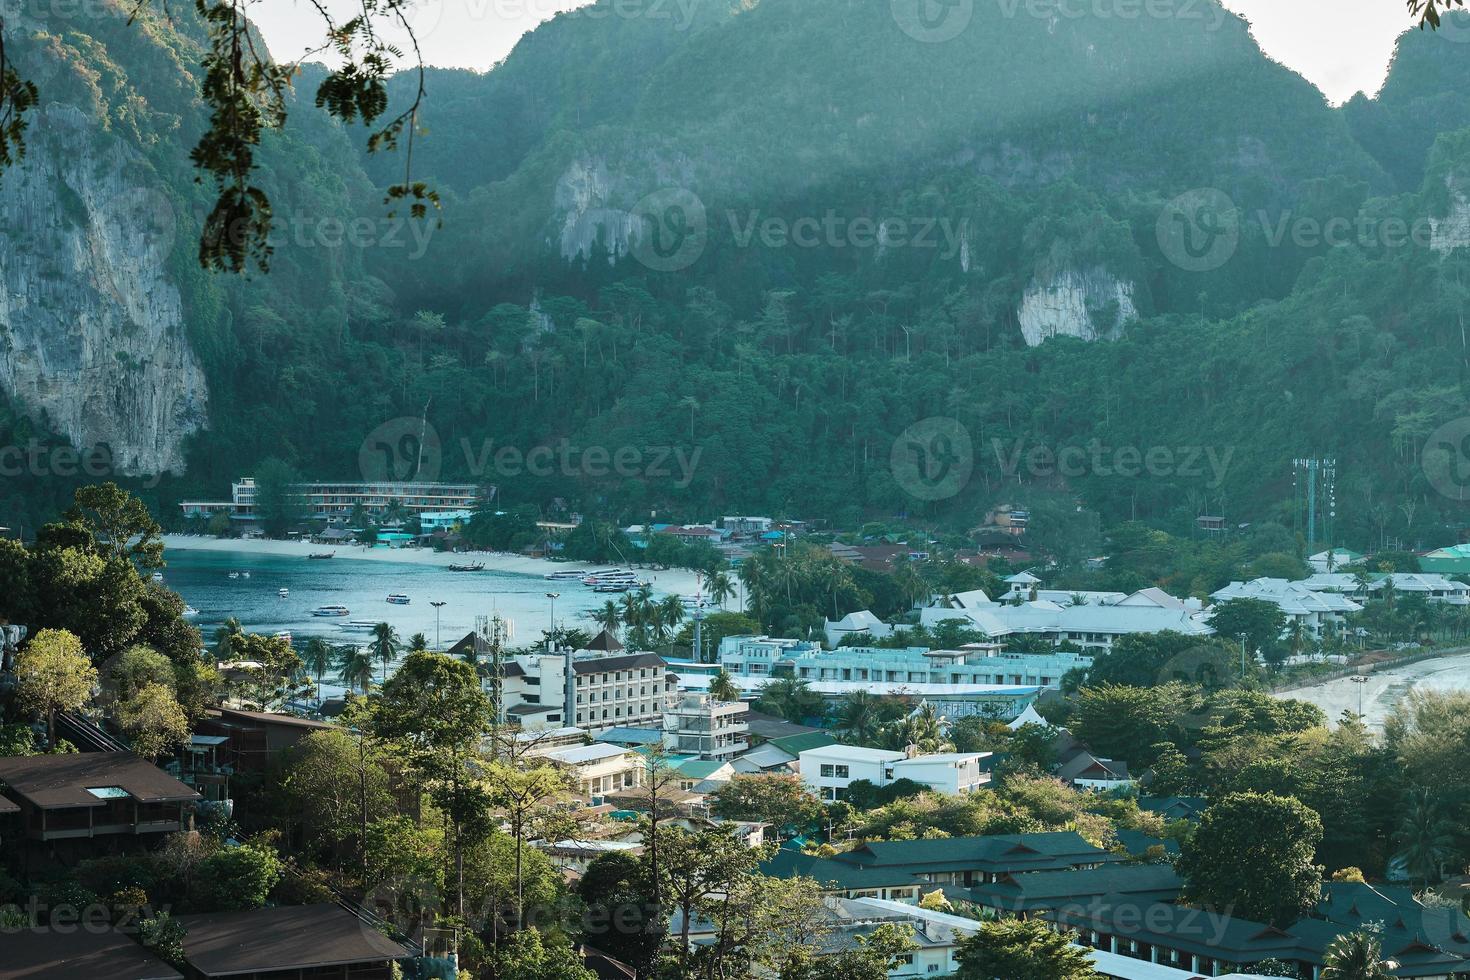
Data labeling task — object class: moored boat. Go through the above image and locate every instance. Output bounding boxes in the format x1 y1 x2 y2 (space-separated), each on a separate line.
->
278 588 290 598
312 604 350 617
448 562 486 572
336 620 381 633
386 594 411 605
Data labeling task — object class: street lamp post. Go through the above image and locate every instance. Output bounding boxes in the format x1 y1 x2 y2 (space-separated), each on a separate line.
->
430 600 446 650
545 592 561 653
1350 674 1369 719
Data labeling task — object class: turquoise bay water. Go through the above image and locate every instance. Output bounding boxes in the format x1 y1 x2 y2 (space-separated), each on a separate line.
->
160 549 657 694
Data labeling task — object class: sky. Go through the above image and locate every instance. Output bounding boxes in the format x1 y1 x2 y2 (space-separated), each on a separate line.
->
250 0 1427 106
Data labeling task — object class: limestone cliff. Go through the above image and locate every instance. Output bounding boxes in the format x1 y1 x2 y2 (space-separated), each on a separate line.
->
1017 267 1138 347
0 104 207 475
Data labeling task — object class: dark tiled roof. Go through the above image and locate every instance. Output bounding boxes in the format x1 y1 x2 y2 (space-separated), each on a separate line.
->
762 832 1119 890
1137 795 1208 821
968 864 1183 913
572 653 665 675
1114 829 1181 857
175 904 408 977
212 708 334 730
3 927 183 980
745 711 822 740
0 752 202 810
0 794 18 814
842 832 1117 873
583 630 625 652
508 704 557 716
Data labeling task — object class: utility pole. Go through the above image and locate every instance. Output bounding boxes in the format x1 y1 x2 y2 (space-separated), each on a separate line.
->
1238 633 1248 678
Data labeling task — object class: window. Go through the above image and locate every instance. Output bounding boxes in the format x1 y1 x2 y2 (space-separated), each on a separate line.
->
835 765 849 778
820 764 835 778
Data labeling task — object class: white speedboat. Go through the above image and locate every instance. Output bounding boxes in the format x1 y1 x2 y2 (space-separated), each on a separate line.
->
151 572 164 582
386 594 411 605
278 588 290 598
228 572 240 580
183 605 199 617
336 620 381 633
544 570 585 581
312 605 350 617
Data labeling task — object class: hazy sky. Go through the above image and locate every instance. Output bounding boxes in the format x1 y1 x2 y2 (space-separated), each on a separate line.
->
252 0 1426 105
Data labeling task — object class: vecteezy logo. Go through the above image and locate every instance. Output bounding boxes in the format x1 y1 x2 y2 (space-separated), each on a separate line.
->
359 417 443 484
1157 643 1241 735
891 417 973 502
1157 188 1239 273
403 0 445 43
891 0 974 43
96 187 177 263
629 187 708 273
1423 417 1470 502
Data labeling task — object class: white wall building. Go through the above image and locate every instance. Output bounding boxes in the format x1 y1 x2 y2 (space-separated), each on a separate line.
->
798 744 992 802
456 633 677 732
1210 578 1362 639
541 743 644 798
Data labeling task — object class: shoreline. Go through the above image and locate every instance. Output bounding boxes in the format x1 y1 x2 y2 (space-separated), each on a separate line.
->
1271 648 1470 730
161 534 723 604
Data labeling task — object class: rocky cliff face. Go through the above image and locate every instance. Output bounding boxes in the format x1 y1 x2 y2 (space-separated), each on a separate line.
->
1017 267 1138 347
0 103 207 475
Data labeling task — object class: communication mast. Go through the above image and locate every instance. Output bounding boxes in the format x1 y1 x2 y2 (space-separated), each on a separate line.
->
1292 458 1338 553
476 613 512 758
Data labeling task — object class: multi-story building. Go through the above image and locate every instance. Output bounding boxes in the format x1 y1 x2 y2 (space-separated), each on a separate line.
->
453 632 677 733
540 743 645 797
717 636 1091 690
662 693 750 760
0 752 201 862
180 477 483 525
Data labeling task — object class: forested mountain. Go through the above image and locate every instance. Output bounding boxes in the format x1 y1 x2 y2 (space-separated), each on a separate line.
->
5 0 1470 556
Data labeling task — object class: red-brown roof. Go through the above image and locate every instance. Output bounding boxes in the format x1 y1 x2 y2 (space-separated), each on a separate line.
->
3 926 183 980
210 708 334 731
174 904 408 977
0 752 201 810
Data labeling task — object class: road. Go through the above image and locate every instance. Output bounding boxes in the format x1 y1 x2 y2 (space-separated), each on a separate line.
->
1273 651 1470 730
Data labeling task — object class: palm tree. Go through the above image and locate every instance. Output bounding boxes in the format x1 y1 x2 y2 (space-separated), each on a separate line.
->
588 600 622 637
836 691 884 745
212 618 244 662
657 595 686 643
707 571 735 610
369 622 401 684
708 669 742 703
755 677 822 723
301 637 335 706
1321 931 1394 980
337 645 376 695
408 632 429 655
1394 788 1457 885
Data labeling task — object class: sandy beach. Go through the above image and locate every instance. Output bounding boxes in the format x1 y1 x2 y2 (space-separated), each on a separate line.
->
161 534 721 603
1273 651 1470 731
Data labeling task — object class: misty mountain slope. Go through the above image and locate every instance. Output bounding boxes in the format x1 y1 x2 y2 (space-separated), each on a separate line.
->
1345 12 1470 193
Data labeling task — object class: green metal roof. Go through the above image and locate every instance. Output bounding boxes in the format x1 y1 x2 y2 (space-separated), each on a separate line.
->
767 732 838 755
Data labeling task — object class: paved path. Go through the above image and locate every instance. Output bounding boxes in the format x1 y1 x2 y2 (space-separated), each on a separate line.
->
1273 651 1470 730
